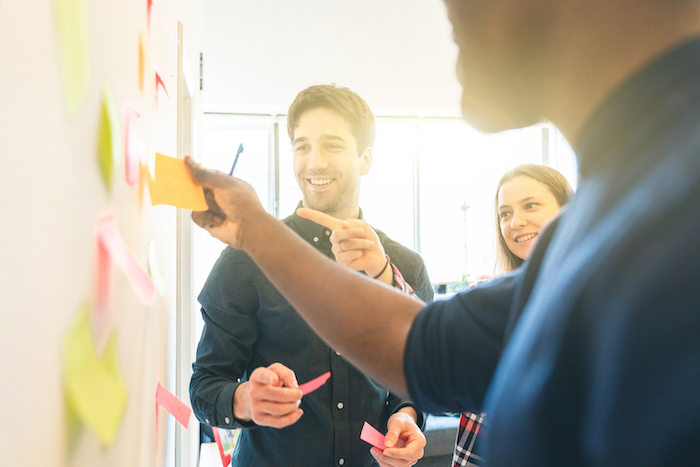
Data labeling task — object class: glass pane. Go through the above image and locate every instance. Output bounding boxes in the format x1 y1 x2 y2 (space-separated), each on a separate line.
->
361 119 417 250
418 120 545 286
195 115 274 330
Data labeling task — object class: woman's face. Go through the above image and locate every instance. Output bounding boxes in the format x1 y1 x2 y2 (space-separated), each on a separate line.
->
498 175 561 261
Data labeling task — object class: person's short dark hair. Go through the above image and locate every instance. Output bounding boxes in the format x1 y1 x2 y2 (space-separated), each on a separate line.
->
494 164 574 273
287 84 377 153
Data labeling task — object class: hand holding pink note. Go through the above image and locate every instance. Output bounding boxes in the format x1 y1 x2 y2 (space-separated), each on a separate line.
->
360 421 388 451
298 371 331 395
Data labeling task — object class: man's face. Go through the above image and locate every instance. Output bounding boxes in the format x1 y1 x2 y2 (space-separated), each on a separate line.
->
443 0 555 132
292 107 371 218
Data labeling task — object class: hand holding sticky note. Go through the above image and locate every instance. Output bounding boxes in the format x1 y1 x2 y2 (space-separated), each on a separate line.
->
299 371 331 395
148 153 208 211
360 421 389 451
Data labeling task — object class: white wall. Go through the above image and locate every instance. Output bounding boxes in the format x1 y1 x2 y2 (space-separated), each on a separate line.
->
0 0 202 466
202 0 463 115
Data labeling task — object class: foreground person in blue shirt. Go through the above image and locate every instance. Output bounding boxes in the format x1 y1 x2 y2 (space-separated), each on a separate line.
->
189 84 431 466
185 2 700 465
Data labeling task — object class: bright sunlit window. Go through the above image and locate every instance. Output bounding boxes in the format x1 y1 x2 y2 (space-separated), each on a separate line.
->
196 112 577 308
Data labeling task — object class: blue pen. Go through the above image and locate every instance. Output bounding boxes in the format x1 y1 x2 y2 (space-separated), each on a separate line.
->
229 143 244 175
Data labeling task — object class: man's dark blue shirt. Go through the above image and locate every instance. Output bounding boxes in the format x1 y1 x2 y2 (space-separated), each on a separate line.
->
406 37 700 465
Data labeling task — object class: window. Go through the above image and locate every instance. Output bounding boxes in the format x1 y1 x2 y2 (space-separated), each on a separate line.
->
198 113 577 298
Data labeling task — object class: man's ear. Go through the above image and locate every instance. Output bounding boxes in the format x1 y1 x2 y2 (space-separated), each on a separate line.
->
359 147 373 175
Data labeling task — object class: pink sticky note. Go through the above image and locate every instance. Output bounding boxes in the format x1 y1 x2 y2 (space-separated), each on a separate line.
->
147 0 153 36
92 236 113 355
124 104 140 186
155 71 169 100
96 215 156 304
360 421 388 451
299 371 331 395
156 382 192 428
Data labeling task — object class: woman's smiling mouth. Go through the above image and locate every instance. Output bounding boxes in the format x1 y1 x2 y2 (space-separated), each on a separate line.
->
515 232 537 243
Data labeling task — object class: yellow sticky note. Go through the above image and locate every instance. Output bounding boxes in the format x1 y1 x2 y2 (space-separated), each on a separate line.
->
148 153 208 211
97 84 119 192
55 0 91 118
62 303 127 446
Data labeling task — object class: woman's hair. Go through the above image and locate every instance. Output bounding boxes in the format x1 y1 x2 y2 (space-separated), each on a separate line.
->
494 164 574 273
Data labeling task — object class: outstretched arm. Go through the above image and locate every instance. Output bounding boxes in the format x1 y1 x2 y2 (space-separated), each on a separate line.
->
184 156 424 398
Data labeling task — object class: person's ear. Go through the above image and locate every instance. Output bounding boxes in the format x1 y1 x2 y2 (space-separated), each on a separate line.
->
359 147 372 175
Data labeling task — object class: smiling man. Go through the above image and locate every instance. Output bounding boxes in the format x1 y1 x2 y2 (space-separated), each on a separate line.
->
189 84 433 467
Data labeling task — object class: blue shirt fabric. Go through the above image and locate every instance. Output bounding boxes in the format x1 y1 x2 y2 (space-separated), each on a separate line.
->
405 37 700 465
191 204 433 466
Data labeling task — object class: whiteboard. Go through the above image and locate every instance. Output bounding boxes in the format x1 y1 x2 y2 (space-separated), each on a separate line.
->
0 0 203 465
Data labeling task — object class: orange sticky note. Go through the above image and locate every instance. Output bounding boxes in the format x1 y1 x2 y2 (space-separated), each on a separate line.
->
148 153 208 211
156 382 191 428
138 32 147 91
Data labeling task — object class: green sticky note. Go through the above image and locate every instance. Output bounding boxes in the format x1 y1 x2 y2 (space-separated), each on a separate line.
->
62 303 127 446
97 85 118 192
55 0 91 118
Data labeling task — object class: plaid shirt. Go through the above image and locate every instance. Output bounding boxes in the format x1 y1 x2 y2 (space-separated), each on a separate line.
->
452 412 485 467
391 263 418 297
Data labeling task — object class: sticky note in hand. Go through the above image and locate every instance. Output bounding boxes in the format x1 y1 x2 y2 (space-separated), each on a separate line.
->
148 153 208 211
299 371 331 395
360 421 389 451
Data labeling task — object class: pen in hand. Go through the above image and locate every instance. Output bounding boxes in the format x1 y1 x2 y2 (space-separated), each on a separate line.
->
229 143 244 175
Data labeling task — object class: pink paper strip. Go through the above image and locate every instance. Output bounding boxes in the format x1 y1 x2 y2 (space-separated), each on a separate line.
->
212 427 232 467
97 215 156 304
299 371 331 395
156 382 192 428
124 104 140 186
155 71 169 99
93 233 112 355
147 0 153 36
360 421 387 451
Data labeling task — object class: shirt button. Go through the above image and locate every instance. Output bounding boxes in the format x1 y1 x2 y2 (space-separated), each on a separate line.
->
224 417 230 424
337 402 344 410
336 350 341 356
325 230 331 236
205 419 210 424
339 459 345 465
313 236 319 242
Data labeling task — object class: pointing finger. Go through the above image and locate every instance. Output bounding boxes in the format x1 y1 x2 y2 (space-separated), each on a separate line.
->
296 207 348 231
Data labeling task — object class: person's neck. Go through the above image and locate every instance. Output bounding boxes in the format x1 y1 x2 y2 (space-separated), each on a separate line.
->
326 205 360 221
540 3 700 146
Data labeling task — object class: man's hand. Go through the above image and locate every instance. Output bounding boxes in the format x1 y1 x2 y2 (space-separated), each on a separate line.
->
296 207 393 284
371 409 426 467
184 155 270 249
233 363 304 429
